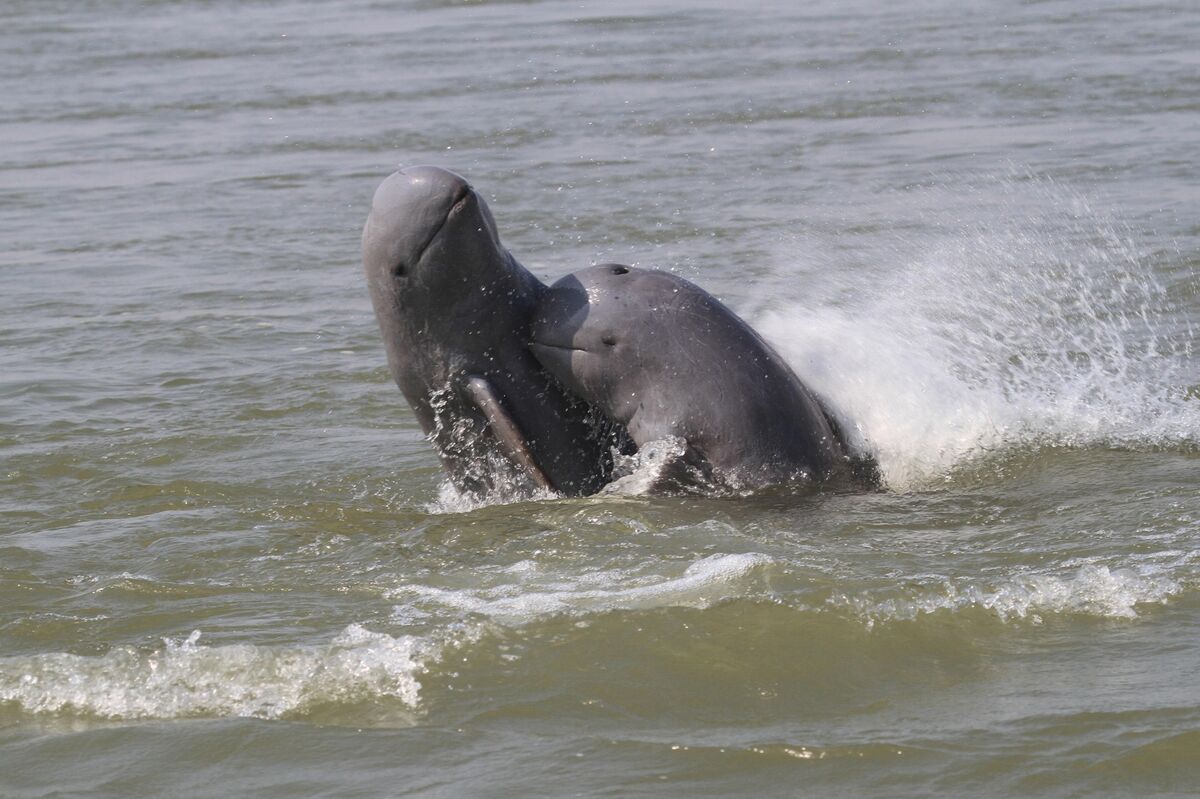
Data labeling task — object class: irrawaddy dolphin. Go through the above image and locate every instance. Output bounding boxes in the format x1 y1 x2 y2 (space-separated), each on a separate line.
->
529 264 877 493
362 167 625 498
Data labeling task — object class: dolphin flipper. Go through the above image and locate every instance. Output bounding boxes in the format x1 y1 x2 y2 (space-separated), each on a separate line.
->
464 375 555 492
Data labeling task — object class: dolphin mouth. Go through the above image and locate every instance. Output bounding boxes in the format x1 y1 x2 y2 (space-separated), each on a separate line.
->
412 183 474 265
529 341 583 353
446 184 472 218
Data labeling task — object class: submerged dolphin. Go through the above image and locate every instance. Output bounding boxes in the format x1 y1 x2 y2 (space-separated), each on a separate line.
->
362 167 623 498
529 264 876 492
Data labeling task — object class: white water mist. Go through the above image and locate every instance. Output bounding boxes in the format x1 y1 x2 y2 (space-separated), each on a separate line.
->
758 176 1198 489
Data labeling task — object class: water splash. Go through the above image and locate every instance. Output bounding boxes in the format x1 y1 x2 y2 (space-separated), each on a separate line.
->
602 435 693 495
758 176 1198 489
422 383 561 512
598 435 736 496
0 625 430 721
427 477 558 514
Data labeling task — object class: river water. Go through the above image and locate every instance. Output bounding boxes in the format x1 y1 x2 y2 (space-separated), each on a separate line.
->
2 1 1198 796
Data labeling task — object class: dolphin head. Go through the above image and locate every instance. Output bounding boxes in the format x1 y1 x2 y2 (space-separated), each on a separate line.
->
362 166 510 305
363 166 541 393
530 264 682 424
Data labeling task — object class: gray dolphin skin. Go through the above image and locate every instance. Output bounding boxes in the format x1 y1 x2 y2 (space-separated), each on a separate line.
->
529 264 874 492
362 167 621 497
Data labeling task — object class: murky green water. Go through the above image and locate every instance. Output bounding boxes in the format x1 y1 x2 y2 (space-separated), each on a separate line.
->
2 1 1198 796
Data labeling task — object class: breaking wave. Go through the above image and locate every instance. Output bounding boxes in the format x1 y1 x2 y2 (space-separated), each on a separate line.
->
2 551 1191 726
0 625 429 721
830 563 1185 627
388 552 773 624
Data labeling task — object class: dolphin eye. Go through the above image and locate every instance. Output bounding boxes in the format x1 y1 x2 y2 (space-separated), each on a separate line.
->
601 334 617 347
393 261 407 277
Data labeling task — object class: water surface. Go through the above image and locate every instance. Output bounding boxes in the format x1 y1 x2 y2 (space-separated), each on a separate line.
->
2 1 1198 796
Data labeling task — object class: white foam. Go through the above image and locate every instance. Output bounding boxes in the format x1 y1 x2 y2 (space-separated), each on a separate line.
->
831 563 1183 626
755 176 1198 489
600 435 701 496
388 552 773 625
425 478 559 514
0 624 429 721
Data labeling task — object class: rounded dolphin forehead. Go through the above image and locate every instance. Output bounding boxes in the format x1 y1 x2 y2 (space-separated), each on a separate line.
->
591 269 704 312
372 166 468 208
537 267 713 338
365 178 511 299
368 172 461 244
365 173 445 254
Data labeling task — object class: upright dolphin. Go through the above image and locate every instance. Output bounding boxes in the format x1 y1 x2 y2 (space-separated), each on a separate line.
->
529 264 875 492
363 167 622 498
